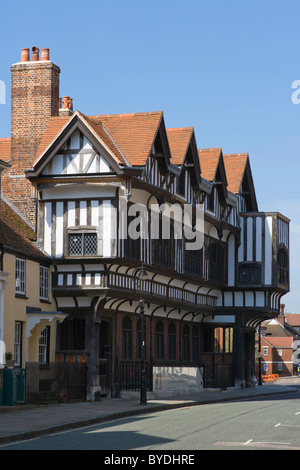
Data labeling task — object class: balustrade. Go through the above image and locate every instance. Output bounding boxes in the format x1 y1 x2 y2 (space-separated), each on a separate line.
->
52 269 217 308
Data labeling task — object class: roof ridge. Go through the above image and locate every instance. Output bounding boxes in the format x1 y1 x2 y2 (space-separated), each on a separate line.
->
223 153 248 157
167 127 194 131
89 111 163 119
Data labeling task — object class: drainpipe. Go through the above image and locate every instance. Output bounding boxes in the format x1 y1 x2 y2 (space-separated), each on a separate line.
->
0 245 4 272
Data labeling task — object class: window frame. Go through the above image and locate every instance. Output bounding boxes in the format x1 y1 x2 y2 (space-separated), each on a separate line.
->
155 320 164 361
15 258 26 296
68 230 98 256
168 322 176 361
39 326 50 364
122 317 132 360
39 265 49 301
14 321 22 367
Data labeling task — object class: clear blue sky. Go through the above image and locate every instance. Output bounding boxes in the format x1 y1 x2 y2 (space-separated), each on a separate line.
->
0 0 299 312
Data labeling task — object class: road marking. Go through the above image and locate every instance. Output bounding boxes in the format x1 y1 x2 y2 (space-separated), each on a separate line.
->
243 439 253 445
0 437 40 448
275 424 300 428
214 441 298 450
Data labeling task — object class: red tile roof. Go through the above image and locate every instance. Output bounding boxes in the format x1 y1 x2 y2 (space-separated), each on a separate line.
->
80 113 127 166
263 336 293 348
0 199 48 260
285 314 300 327
223 153 248 194
89 111 163 166
166 128 193 165
197 148 222 181
34 116 71 165
7 107 253 195
34 111 163 168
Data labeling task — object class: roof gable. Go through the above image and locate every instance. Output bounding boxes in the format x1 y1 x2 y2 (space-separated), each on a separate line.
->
198 147 228 201
27 111 128 177
167 128 193 166
89 111 164 167
223 153 258 211
41 128 114 176
167 127 201 188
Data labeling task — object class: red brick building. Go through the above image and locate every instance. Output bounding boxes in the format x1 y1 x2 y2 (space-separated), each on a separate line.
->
261 336 294 376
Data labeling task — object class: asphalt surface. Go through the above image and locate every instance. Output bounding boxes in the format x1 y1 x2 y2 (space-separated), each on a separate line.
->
0 377 298 445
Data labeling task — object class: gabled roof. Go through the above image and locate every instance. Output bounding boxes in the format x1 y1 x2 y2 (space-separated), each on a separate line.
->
0 138 11 162
223 152 258 211
263 336 293 348
285 314 300 327
34 116 72 164
31 110 164 174
89 111 163 166
167 128 194 166
223 153 249 194
33 111 127 169
197 147 228 201
167 127 201 187
197 148 222 182
0 199 48 261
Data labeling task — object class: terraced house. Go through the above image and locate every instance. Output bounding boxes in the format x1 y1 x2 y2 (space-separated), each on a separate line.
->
0 46 290 401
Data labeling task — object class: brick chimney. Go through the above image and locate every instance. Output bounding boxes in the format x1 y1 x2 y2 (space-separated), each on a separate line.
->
277 303 286 327
59 96 74 116
2 47 60 226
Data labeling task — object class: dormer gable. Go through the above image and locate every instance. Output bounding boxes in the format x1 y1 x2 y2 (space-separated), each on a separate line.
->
198 148 228 203
223 153 258 211
25 111 129 179
167 127 201 192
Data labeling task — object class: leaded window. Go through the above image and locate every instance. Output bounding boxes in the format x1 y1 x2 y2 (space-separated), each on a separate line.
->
68 232 98 256
238 263 261 285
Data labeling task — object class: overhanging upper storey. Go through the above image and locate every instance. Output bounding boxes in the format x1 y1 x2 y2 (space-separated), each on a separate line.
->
237 211 290 292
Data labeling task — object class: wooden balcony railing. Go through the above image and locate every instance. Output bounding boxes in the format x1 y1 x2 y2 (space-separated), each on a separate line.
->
52 270 217 308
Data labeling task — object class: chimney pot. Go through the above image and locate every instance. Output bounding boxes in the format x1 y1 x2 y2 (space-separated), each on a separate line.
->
31 47 40 61
21 48 30 62
41 48 50 61
63 96 70 109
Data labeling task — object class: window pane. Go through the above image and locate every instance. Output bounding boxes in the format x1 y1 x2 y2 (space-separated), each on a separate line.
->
84 233 97 255
39 266 49 300
14 322 22 366
69 234 83 255
39 327 49 363
15 258 25 294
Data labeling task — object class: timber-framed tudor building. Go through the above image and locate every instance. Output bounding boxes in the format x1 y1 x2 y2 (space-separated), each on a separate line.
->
0 47 290 400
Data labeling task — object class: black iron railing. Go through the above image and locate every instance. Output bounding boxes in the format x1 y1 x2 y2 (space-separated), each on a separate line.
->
25 362 87 404
118 361 152 392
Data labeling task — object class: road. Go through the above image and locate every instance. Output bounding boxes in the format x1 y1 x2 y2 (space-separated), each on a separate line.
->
1 379 300 451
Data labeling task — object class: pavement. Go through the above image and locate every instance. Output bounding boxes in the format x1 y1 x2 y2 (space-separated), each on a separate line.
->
0 377 299 445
